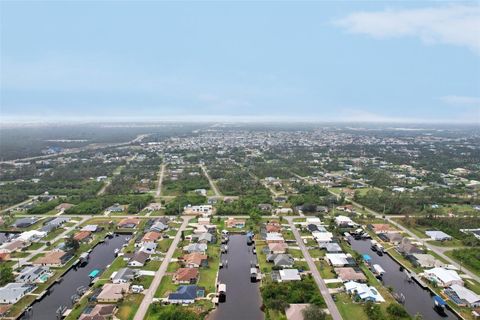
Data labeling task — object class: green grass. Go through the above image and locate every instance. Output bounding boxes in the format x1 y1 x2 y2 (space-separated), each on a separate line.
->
144 259 161 271
316 260 336 279
116 294 144 320
133 275 154 289
157 238 173 253
154 275 177 298
335 292 368 320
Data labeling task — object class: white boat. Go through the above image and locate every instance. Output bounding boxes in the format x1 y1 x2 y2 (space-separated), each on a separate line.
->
372 264 385 276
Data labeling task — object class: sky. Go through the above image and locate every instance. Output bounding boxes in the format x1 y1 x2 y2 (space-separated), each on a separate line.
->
1 1 479 123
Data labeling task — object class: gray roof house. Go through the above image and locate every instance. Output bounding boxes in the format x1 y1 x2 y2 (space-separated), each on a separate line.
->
12 217 37 228
273 254 295 268
183 243 207 254
15 266 49 283
111 268 137 284
40 217 70 233
321 242 343 253
150 221 168 232
192 233 214 244
0 283 35 304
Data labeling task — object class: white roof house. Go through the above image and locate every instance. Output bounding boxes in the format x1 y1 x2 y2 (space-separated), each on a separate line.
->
312 231 333 243
449 284 480 307
0 283 34 304
335 215 355 227
425 231 452 241
325 253 350 267
345 281 385 302
17 230 46 242
424 267 464 287
279 269 301 282
266 233 285 243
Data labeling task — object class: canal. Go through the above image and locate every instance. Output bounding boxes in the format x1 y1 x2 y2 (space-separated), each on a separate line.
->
349 237 458 320
209 234 264 320
23 234 129 320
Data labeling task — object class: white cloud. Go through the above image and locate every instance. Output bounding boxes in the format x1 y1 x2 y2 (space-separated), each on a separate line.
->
440 95 480 107
334 4 480 53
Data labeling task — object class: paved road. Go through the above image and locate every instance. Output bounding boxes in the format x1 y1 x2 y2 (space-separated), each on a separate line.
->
285 217 343 320
200 164 221 197
155 164 166 197
133 216 191 320
0 197 35 213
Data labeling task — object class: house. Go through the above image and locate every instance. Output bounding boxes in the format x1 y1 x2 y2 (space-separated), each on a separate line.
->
265 232 284 244
278 269 301 282
139 242 157 254
145 203 162 211
17 230 46 242
192 233 214 244
173 268 199 284
266 221 282 233
73 231 92 243
55 203 74 213
33 251 71 267
445 284 480 308
183 243 207 254
368 224 396 234
105 203 125 213
425 231 452 241
167 285 205 304
378 232 403 245
312 231 333 243
127 251 150 267
226 217 246 229
40 217 69 233
268 242 288 254
275 207 293 215
150 221 168 232
79 304 116 320
397 238 423 255
306 217 322 225
335 215 356 227
118 218 140 229
81 225 100 232
0 240 25 253
12 217 37 228
273 254 295 268
424 267 464 287
182 253 208 268
345 281 385 302
15 266 50 283
141 231 162 243
258 204 273 212
320 242 343 253
183 205 213 216
97 283 130 302
335 267 367 282
325 253 355 267
0 283 35 304
407 253 444 268
111 268 137 284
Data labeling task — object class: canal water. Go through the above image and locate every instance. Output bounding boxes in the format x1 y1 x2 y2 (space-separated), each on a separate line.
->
209 234 264 320
349 237 458 320
22 234 129 320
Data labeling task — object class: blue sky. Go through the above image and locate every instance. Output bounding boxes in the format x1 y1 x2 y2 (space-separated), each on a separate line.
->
1 1 479 123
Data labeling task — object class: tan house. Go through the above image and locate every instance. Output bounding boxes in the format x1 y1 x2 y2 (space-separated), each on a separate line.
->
33 251 69 267
97 283 130 302
73 231 92 242
182 253 208 268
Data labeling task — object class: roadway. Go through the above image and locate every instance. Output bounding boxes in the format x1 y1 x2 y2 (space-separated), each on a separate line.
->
155 164 166 198
133 216 191 320
200 164 221 197
285 216 343 320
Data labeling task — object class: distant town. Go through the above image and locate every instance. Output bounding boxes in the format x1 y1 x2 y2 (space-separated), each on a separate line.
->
0 123 479 320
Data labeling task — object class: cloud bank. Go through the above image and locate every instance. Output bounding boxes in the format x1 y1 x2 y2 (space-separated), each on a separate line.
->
334 4 480 53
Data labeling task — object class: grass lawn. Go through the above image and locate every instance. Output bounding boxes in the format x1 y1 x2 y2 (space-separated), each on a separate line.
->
157 238 173 253
133 275 154 289
116 294 144 320
144 259 161 271
43 227 65 241
154 275 177 298
287 248 304 259
308 248 325 259
335 292 368 320
316 260 336 279
427 239 464 247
